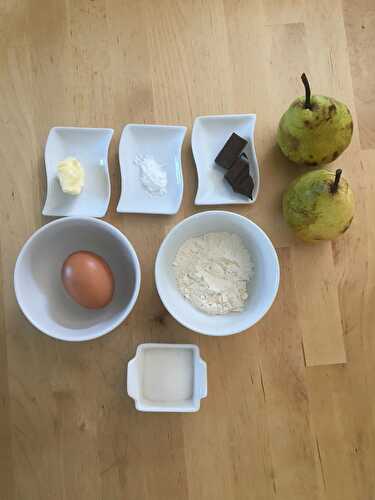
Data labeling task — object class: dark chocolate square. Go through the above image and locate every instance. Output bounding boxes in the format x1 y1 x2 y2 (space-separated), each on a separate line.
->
225 157 254 199
215 133 248 170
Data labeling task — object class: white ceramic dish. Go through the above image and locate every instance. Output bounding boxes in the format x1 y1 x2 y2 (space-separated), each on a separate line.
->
43 127 113 217
192 114 259 205
155 211 279 336
14 217 141 342
117 124 186 215
127 343 207 412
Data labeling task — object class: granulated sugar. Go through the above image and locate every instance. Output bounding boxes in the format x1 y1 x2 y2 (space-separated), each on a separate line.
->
142 348 193 402
134 155 168 196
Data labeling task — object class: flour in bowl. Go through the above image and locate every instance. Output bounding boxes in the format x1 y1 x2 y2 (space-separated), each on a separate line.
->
173 232 254 315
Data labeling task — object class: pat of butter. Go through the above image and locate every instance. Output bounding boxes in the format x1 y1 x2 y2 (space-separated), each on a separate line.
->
57 157 84 195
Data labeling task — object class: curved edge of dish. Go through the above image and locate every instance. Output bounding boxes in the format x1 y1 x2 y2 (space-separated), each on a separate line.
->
116 124 129 213
171 125 187 214
42 127 59 216
101 129 114 217
42 127 114 218
248 117 260 203
192 114 260 206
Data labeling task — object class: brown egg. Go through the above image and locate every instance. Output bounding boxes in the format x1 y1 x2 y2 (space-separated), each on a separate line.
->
61 251 114 309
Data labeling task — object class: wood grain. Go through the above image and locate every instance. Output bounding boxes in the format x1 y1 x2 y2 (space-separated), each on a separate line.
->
343 0 375 149
1 1 374 499
291 243 346 367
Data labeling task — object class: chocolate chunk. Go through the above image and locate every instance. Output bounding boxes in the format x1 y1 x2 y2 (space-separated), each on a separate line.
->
225 157 254 199
215 133 248 169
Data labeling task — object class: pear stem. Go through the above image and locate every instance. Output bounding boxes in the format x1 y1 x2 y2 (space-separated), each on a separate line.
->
301 73 312 110
331 169 342 194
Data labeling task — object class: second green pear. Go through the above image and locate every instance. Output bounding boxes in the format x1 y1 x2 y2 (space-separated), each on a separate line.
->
283 169 354 242
277 74 353 166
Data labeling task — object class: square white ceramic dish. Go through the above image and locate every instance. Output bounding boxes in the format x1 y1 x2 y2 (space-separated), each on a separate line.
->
127 343 207 412
117 124 186 215
192 114 259 205
43 127 113 218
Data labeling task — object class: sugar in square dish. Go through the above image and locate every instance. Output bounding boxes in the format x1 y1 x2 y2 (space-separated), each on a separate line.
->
127 343 207 412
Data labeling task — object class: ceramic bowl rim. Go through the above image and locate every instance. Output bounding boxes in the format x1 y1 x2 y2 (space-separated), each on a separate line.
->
155 210 280 336
14 217 141 342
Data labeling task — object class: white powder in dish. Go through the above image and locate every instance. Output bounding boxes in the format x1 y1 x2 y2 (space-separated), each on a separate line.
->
134 155 167 196
173 232 254 315
142 348 193 402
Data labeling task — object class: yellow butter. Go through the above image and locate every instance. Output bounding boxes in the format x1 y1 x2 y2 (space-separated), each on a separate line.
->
57 157 84 195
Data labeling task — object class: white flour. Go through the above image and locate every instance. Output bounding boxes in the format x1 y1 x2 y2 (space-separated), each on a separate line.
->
134 155 167 196
173 232 254 315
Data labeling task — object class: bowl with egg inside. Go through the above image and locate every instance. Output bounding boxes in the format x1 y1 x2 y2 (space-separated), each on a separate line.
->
14 217 141 342
155 211 279 336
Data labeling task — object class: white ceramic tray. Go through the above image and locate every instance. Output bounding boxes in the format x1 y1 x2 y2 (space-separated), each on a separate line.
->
42 127 113 218
127 343 207 412
117 124 186 215
192 114 259 205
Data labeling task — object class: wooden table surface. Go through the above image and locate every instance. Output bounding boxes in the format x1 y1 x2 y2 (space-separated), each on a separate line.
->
1 1 375 499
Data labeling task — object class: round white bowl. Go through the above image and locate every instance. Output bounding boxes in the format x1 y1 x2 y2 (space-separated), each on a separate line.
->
155 211 279 336
14 217 141 342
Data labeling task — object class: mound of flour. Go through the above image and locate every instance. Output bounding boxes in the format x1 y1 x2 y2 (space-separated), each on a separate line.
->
173 232 254 315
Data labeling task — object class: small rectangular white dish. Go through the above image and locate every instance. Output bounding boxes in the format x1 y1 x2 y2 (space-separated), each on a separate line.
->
43 127 113 218
192 114 259 205
127 343 207 412
117 124 186 215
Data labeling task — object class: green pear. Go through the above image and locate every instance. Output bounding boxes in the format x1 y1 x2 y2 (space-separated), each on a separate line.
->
277 74 353 165
283 169 354 242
